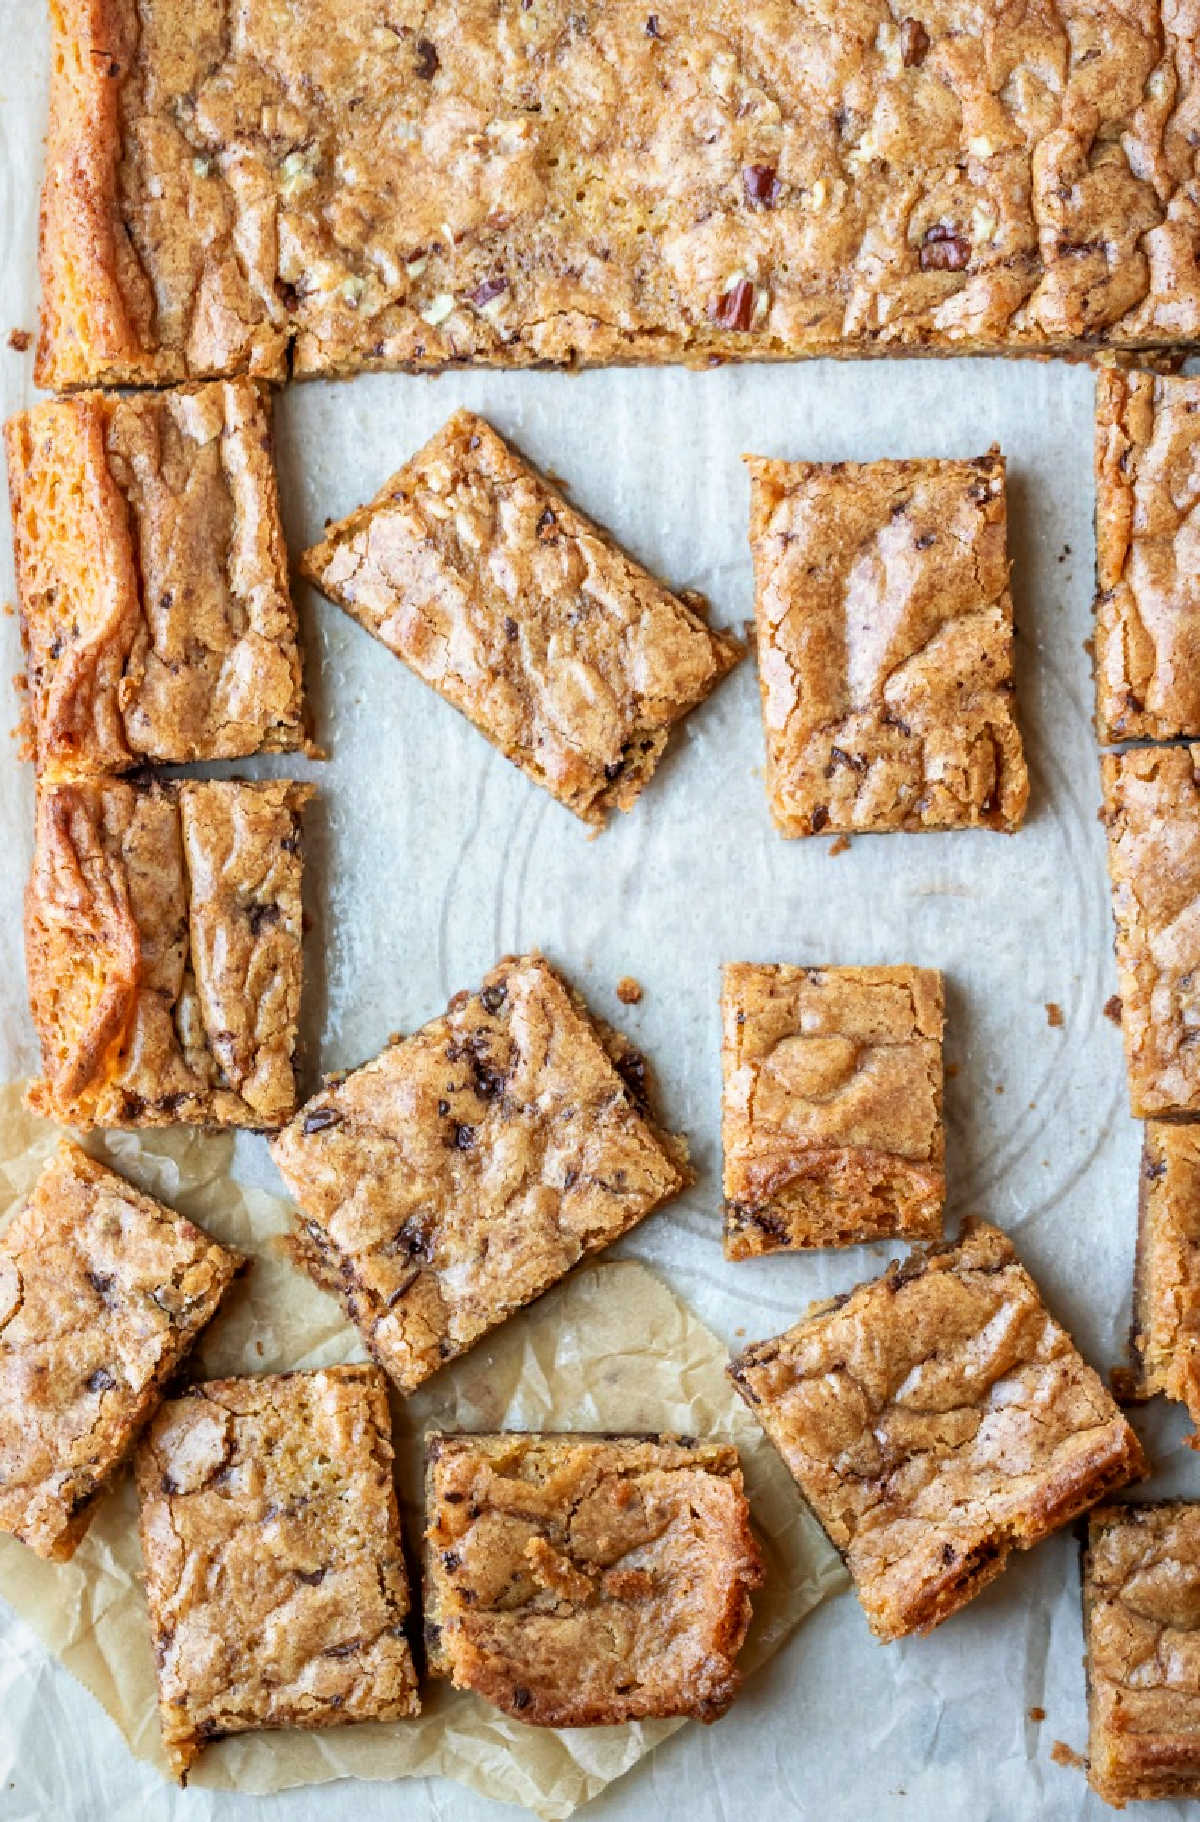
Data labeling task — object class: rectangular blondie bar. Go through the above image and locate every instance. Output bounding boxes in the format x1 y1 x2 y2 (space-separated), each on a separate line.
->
424 1432 761 1727
1130 1121 1200 1430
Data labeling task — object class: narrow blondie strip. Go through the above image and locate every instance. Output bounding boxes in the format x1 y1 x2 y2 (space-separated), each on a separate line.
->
270 953 688 1393
136 1365 420 1781
301 411 741 828
1129 1122 1200 1432
721 963 944 1255
424 1432 762 1727
745 453 1027 836
1085 1502 1200 1806
1102 746 1200 1117
729 1219 1146 1641
25 777 311 1130
1094 370 1200 743
0 1140 242 1561
5 382 309 778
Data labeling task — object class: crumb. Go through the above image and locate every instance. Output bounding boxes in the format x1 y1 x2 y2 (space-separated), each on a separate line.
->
1029 1706 1046 1723
1083 635 1096 660
1057 544 1072 563
828 834 851 856
945 1062 959 1079
616 976 644 1006
1045 1002 1064 1028
995 1084 1005 1095
6 328 31 352
1051 1740 1085 1770
1103 995 1123 1025
255 1340 264 1356
3 603 13 618
734 1326 745 1337
1029 1101 1037 1110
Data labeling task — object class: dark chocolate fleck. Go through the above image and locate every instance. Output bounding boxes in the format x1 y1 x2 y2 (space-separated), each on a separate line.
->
302 1106 343 1135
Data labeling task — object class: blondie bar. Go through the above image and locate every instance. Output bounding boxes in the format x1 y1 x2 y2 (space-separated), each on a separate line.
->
136 1365 420 1779
5 382 307 777
729 1220 1146 1640
1130 1122 1200 1431
270 953 687 1391
0 1140 240 1560
424 1432 762 1727
301 412 741 827
721 963 944 1255
36 2 1200 388
25 777 310 1129
1085 1502 1200 1805
745 453 1028 835
1094 370 1200 743
1102 746 1200 1116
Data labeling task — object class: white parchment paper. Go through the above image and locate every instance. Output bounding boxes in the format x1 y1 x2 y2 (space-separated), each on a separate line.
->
1 2 1196 1816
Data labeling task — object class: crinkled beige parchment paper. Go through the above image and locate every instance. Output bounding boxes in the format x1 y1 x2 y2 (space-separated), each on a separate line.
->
0 1085 845 1821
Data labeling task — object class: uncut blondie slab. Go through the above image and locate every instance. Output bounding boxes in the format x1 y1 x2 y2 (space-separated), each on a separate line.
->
0 1140 240 1561
270 953 688 1391
424 1432 762 1727
1129 1122 1200 1432
35 0 1200 389
5 382 307 778
721 963 944 1256
136 1365 420 1780
25 777 310 1130
1085 1502 1200 1806
1095 370 1200 743
729 1220 1146 1640
1102 746 1200 1116
301 412 741 827
745 453 1028 836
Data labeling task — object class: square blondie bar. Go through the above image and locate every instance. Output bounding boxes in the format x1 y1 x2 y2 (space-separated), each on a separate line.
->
301 411 741 828
729 1220 1146 1640
1085 1502 1200 1805
1095 369 1200 742
5 382 308 778
25 777 311 1129
136 1365 420 1779
721 963 944 1255
1130 1121 1200 1431
745 453 1028 835
1102 746 1200 1116
35 1 1200 388
270 953 688 1391
0 1140 241 1560
424 1432 761 1727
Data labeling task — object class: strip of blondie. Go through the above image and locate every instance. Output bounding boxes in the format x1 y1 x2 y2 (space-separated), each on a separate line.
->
1129 1122 1200 1432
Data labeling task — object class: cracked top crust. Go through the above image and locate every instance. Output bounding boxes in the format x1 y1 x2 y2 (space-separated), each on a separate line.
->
1132 1121 1200 1427
1095 369 1200 742
301 411 741 828
0 1140 241 1561
721 962 944 1255
35 0 1200 388
136 1365 420 1780
5 381 308 778
745 453 1027 835
1102 745 1200 1116
729 1219 1146 1640
423 1432 762 1727
270 953 688 1393
1086 1501 1200 1806
25 777 311 1130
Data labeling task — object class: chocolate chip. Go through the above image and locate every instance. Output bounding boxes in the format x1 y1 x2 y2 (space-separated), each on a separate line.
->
438 1099 450 1116
920 226 971 271
900 17 930 65
614 1050 648 1110
512 1686 532 1711
563 1168 579 1189
441 1550 462 1571
414 37 438 78
742 164 780 207
536 507 557 541
914 531 936 549
707 278 757 331
86 1367 116 1393
504 616 519 641
48 636 62 660
302 1106 343 1135
324 1638 363 1659
811 805 830 832
941 1541 957 1564
450 1122 476 1151
480 984 507 1014
604 758 625 782
469 276 507 308
85 1270 116 1302
247 902 280 935
645 14 661 36
296 1566 327 1586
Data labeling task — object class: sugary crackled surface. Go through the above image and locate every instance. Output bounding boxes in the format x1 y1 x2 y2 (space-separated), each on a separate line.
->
1095 369 1200 742
729 1219 1146 1640
25 777 310 1130
1102 745 1200 1117
1086 1501 1200 1805
423 1433 762 1728
745 453 1028 835
301 411 741 827
136 1365 420 1781
720 962 944 1256
270 952 687 1392
0 1140 239 1562
1133 1121 1200 1428
35 0 1200 388
4 380 307 777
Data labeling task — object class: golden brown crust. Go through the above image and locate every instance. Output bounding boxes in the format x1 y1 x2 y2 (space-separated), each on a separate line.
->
729 1219 1147 1641
0 1140 241 1561
1131 1122 1200 1430
301 411 740 827
423 1432 762 1727
745 453 1028 835
5 382 308 777
136 1365 420 1780
25 778 311 1130
1085 1502 1200 1806
721 963 944 1254
1102 746 1200 1116
270 953 687 1392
